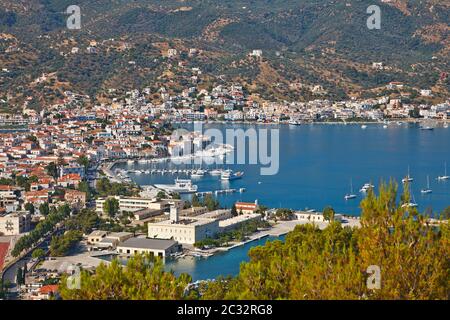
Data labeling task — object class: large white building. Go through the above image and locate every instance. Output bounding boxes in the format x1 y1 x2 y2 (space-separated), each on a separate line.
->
117 238 181 259
148 206 220 244
0 211 31 235
95 197 184 215
148 206 262 245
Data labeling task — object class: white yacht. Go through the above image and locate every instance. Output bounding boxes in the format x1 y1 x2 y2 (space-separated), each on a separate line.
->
154 179 198 194
361 125 368 129
191 169 206 178
437 162 450 181
421 175 432 194
360 183 374 193
402 188 418 208
210 169 223 176
402 166 414 183
344 179 357 200
221 169 244 181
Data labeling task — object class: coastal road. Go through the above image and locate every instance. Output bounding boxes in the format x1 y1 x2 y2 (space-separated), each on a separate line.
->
1 229 62 299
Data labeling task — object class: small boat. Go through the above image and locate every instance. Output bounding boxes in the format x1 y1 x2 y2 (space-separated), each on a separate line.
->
421 175 432 194
444 123 449 129
221 170 244 181
191 169 205 178
437 162 450 181
361 125 368 129
360 183 374 193
402 187 418 208
210 168 223 176
155 179 198 194
402 166 414 183
420 119 436 131
402 202 418 208
344 179 357 200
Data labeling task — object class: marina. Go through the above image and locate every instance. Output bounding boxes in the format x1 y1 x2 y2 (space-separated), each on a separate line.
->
115 123 450 215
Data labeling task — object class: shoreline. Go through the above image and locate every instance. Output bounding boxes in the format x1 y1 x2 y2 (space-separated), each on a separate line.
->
173 118 450 126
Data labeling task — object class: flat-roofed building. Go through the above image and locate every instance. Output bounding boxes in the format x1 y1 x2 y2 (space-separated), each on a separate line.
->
295 211 343 222
117 237 181 258
95 197 184 214
95 232 134 249
133 208 163 221
87 230 108 244
148 218 219 245
0 211 31 235
219 214 261 232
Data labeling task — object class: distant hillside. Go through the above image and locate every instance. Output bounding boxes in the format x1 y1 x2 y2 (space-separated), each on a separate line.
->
0 0 449 110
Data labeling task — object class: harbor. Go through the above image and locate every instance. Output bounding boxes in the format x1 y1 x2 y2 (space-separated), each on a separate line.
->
114 123 450 215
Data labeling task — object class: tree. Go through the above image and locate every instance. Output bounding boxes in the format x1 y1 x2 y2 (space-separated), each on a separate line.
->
323 206 335 222
103 198 120 217
275 208 294 221
16 267 24 286
77 181 92 201
45 162 59 180
156 190 167 200
32 248 46 259
24 203 35 215
203 194 219 211
172 192 181 200
442 206 450 220
50 231 82 257
59 254 193 300
191 194 201 207
76 155 89 174
39 202 50 216
231 204 238 217
201 181 449 300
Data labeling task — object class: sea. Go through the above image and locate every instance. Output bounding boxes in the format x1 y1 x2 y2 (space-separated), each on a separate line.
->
115 122 450 216
112 122 450 280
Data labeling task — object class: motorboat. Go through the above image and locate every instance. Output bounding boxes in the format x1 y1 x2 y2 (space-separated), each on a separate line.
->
154 179 198 194
221 170 244 181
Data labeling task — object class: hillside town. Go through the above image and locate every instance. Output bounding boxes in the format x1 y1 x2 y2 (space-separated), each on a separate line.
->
0 51 449 299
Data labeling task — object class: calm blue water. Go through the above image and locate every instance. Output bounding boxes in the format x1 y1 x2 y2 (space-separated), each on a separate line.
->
116 123 450 216
166 235 285 280
96 235 285 280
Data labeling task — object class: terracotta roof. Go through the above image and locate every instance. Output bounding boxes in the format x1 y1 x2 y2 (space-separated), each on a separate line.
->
39 285 59 294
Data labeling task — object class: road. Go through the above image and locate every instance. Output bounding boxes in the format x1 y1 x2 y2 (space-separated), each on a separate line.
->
1 229 62 299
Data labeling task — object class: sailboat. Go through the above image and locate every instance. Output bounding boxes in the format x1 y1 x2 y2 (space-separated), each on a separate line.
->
402 166 414 183
402 186 418 208
437 162 450 181
344 179 357 200
420 119 435 131
421 175 432 194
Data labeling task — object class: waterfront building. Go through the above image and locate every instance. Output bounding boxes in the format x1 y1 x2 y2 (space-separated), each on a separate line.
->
235 201 259 214
117 237 181 258
148 207 219 244
295 211 343 222
219 214 261 233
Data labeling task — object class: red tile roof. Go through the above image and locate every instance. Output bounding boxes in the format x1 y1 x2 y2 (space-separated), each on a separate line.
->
39 284 59 294
0 242 10 270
